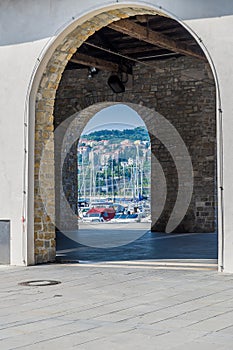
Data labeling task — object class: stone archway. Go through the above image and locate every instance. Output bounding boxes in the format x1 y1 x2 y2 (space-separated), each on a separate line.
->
34 6 217 264
52 100 196 243
35 7 163 263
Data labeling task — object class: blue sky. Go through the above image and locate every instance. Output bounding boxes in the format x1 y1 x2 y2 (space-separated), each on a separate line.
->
82 104 146 134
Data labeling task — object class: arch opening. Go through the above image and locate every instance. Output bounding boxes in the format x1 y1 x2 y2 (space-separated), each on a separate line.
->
55 104 153 255
33 6 218 265
78 104 151 204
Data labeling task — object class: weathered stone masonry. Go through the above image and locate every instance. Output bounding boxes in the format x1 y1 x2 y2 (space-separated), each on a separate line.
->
34 7 160 264
55 56 216 234
34 7 216 264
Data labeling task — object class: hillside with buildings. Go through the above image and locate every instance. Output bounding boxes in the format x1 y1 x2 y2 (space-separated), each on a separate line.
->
77 127 151 200
82 126 150 142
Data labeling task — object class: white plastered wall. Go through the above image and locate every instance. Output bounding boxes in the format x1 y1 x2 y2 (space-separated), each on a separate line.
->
0 0 233 271
187 15 233 273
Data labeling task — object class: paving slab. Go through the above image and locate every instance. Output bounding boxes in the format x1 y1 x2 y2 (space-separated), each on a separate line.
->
0 263 233 349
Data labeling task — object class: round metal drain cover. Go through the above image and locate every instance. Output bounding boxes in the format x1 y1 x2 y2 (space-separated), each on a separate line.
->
19 280 61 287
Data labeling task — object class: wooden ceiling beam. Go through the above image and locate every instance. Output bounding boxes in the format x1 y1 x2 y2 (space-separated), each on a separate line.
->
135 15 158 23
121 45 160 55
108 19 205 60
70 53 119 72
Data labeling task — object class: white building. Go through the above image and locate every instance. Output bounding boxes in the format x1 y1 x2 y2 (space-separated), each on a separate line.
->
0 1 233 272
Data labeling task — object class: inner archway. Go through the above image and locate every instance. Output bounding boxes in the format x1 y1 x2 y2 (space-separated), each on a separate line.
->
78 104 151 206
33 5 217 266
53 101 216 262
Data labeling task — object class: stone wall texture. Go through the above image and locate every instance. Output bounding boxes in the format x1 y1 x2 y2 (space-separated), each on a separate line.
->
34 7 159 264
55 56 216 233
34 6 216 264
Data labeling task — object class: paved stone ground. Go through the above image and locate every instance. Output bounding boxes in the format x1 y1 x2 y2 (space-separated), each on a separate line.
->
1 262 233 349
56 225 217 262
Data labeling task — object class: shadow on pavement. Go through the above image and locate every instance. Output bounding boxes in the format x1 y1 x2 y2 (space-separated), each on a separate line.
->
56 226 217 262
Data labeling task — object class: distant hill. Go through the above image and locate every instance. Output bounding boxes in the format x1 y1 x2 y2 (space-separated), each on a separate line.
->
82 126 150 143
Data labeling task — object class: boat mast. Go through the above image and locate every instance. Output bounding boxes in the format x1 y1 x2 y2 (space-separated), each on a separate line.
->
111 155 114 201
105 162 108 198
122 162 126 201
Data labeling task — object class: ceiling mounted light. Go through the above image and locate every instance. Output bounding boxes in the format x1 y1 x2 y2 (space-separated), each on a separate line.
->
108 74 125 93
87 66 98 79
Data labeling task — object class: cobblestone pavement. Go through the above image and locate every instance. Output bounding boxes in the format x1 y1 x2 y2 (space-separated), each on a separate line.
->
1 261 233 349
